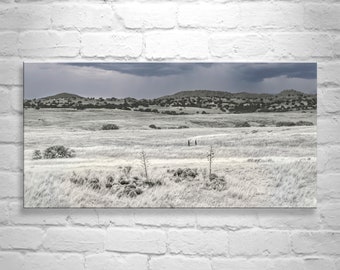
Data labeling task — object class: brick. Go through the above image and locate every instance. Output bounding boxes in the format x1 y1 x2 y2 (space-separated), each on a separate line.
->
335 37 340 57
320 203 340 230
212 258 305 270
51 4 112 30
0 5 50 30
116 3 176 29
81 33 142 58
97 209 134 226
318 62 340 87
85 253 147 270
0 87 11 113
11 86 23 113
168 229 227 255
145 31 209 59
229 231 290 256
9 202 67 225
0 227 43 250
106 228 166 254
304 4 340 30
239 2 303 29
318 145 340 173
0 60 22 85
149 256 211 270
0 145 22 171
0 202 8 224
318 174 340 201
0 252 24 270
304 258 336 270
0 32 18 56
196 209 258 229
271 33 332 59
257 209 320 230
209 33 271 59
134 209 195 227
291 232 340 255
318 88 340 115
44 228 105 252
19 31 80 57
0 172 22 198
178 3 239 28
318 116 340 145
0 116 22 143
67 209 98 226
24 253 84 270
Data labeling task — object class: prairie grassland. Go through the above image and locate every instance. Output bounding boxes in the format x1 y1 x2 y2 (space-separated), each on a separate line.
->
24 108 316 208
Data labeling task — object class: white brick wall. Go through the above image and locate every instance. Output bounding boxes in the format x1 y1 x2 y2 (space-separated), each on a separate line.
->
0 1 339 269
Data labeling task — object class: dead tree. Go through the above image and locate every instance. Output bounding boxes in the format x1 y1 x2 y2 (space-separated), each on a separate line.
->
207 145 215 180
140 150 149 181
188 140 190 146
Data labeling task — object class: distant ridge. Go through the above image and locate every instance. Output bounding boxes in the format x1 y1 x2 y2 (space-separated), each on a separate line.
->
41 92 84 100
157 89 312 100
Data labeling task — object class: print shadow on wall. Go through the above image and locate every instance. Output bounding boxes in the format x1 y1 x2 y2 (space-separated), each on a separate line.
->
23 62 317 208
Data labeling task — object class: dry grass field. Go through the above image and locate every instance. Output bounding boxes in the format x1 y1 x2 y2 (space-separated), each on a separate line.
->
24 108 316 208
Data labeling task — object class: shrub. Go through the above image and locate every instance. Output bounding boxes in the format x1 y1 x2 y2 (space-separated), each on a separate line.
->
43 145 75 159
276 121 296 127
235 121 250 127
178 125 189 129
32 150 42 160
102 124 119 130
296 121 313 126
149 124 157 129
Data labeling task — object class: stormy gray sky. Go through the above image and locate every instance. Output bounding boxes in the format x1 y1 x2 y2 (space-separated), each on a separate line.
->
24 63 317 99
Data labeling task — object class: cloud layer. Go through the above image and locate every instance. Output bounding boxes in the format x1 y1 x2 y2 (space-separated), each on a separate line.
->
24 63 317 99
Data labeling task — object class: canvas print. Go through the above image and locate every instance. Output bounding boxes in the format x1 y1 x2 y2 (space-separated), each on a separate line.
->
24 63 317 208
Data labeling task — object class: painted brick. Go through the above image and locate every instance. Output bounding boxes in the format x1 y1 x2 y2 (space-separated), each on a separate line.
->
0 145 22 171
149 256 211 270
0 252 24 270
106 228 166 254
44 227 105 252
318 174 340 201
0 227 43 250
229 231 290 256
85 253 148 270
291 232 340 255
168 229 227 255
19 31 80 57
304 4 340 30
0 201 8 224
0 32 18 56
178 3 240 28
0 87 11 113
209 33 271 59
116 3 176 29
320 203 340 230
134 209 195 227
23 253 84 270
51 4 113 30
81 32 143 58
318 88 340 115
0 60 22 85
0 116 22 143
97 209 134 226
9 202 67 225
0 5 50 30
145 31 209 59
0 172 22 198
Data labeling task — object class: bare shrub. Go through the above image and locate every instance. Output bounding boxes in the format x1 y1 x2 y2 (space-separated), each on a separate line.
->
43 145 75 159
235 121 250 127
296 121 313 126
32 150 42 160
101 124 119 130
207 145 215 180
139 151 150 181
276 121 295 127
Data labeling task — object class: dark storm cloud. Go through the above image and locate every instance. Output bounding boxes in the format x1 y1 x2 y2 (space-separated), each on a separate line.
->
24 62 316 99
64 63 213 77
233 63 316 82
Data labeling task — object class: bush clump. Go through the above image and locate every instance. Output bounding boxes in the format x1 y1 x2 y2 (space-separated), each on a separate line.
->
43 145 75 159
32 150 42 160
296 121 313 126
102 124 119 130
276 121 296 127
235 121 250 127
149 124 161 129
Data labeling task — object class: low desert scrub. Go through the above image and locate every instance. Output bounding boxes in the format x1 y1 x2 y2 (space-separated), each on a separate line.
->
101 123 119 130
149 124 161 129
234 121 251 127
276 121 296 127
32 145 75 160
296 121 313 126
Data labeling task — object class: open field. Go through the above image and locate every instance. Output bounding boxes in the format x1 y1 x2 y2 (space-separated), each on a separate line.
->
24 108 316 208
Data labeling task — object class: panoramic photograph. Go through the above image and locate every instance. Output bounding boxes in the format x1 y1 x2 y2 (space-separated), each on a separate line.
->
23 62 317 208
